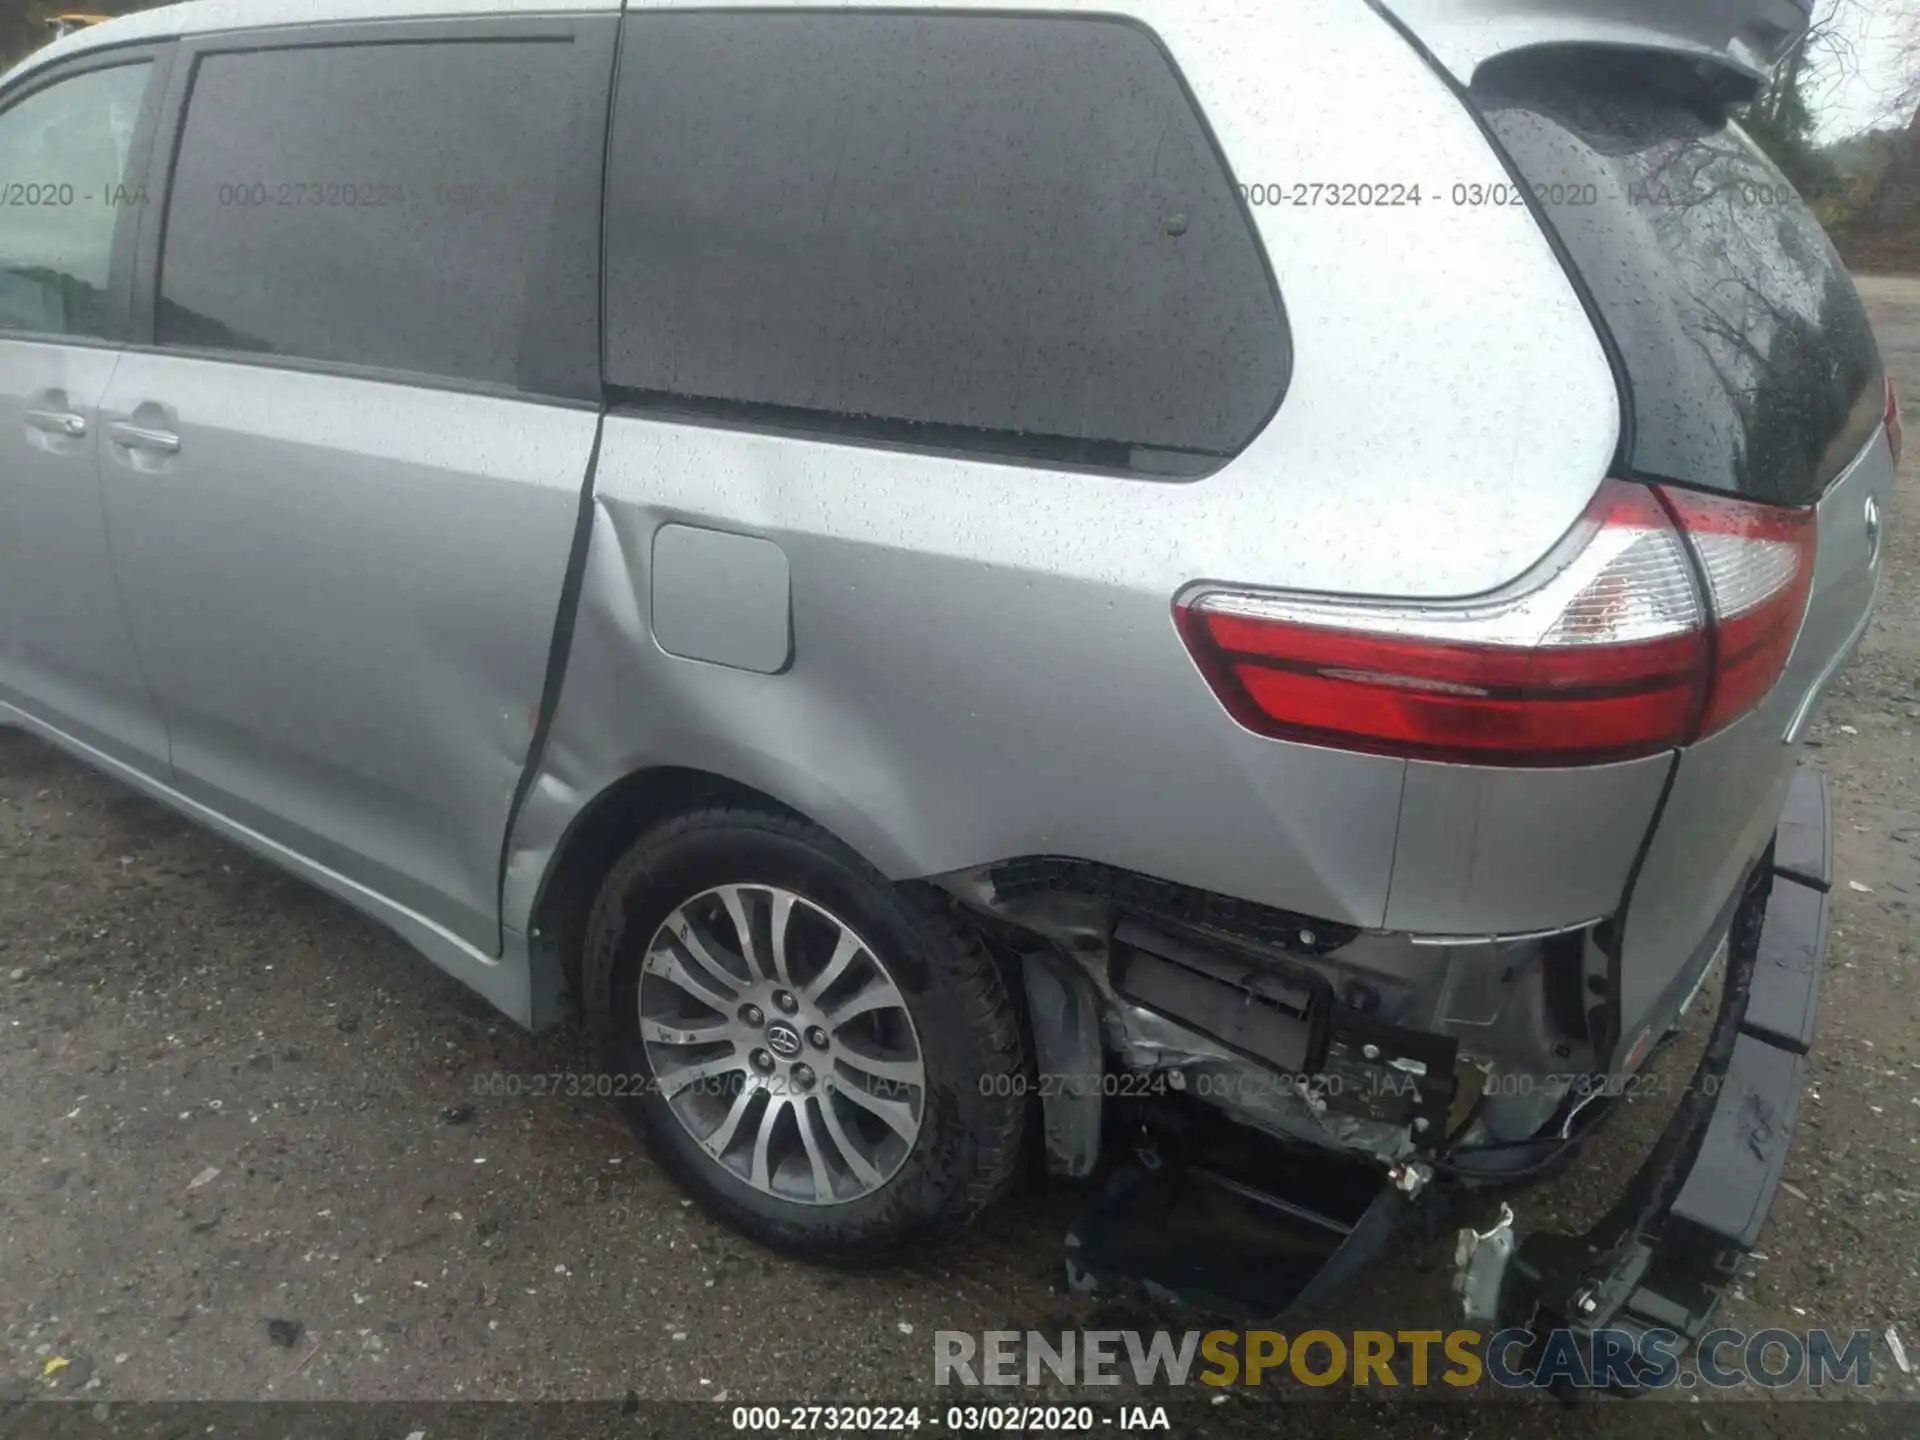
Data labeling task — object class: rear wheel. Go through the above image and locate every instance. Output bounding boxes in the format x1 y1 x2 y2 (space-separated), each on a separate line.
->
582 806 1027 1255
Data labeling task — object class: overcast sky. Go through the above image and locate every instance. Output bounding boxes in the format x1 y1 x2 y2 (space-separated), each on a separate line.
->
1816 1 1916 140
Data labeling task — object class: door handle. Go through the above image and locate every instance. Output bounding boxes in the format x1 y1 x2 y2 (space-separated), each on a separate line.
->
24 408 87 438
107 421 180 455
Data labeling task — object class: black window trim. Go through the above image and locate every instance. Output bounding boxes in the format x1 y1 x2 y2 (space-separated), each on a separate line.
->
603 384 1238 481
126 13 616 405
0 39 175 349
601 6 1293 483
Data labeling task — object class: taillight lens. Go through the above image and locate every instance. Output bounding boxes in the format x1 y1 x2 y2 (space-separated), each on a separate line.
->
1176 479 1816 767
1887 376 1903 465
1658 488 1816 737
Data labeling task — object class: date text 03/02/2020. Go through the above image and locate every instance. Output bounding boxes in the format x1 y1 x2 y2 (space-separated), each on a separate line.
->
730 1406 1175 1432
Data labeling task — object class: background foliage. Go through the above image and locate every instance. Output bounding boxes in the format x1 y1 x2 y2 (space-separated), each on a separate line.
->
1 2 146 73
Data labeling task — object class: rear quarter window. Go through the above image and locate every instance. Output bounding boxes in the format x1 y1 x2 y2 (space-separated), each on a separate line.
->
1473 50 1884 505
601 12 1288 476
157 37 593 389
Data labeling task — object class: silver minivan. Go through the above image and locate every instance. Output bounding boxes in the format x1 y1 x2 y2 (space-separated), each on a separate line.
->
0 0 1887 1336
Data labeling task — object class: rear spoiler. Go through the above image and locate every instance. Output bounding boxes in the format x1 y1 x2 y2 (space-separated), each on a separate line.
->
1373 0 1812 90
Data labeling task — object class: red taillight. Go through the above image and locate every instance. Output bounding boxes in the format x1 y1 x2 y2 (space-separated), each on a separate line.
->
1176 479 1816 767
1657 488 1816 737
1887 376 1903 466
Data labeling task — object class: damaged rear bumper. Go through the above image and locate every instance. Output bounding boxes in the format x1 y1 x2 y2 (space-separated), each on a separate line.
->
1059 768 1831 1339
971 767 1831 1338
1467 765 1832 1352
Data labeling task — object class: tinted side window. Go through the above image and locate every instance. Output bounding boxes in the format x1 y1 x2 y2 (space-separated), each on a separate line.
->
158 40 585 387
1475 51 1883 505
603 14 1287 474
0 62 149 338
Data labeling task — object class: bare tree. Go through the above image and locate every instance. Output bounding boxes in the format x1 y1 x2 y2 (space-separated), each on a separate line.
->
1895 6 1920 121
0 3 155 72
1779 0 1867 113
1747 0 1867 191
1863 3 1920 225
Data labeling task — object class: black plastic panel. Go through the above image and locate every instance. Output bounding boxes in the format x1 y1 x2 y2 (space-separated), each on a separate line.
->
988 857 1358 955
1740 872 1828 1054
1621 1278 1721 1343
1020 950 1104 1179
1112 921 1322 1074
1772 765 1833 891
1670 1033 1804 1250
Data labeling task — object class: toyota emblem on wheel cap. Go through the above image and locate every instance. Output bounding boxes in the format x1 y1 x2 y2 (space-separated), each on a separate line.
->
766 1022 803 1058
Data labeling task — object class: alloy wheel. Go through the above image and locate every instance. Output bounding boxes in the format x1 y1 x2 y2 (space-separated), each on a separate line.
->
637 884 926 1205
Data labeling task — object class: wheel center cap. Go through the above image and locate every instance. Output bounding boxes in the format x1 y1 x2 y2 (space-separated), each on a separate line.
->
765 1022 804 1059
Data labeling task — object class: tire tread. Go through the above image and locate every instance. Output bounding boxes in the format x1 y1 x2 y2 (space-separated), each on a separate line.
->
580 804 1028 1254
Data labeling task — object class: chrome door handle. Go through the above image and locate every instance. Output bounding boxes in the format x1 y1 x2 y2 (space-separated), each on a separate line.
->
24 408 87 438
107 421 180 454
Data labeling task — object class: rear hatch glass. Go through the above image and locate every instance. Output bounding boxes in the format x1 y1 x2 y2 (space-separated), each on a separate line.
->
1468 48 1894 1063
1471 49 1884 505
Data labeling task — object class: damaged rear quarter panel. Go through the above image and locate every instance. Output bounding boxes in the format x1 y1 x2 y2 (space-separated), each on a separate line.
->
501 0 1627 947
500 419 1408 936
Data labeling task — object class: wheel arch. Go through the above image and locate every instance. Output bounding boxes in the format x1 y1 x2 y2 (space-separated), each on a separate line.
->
522 763 930 1018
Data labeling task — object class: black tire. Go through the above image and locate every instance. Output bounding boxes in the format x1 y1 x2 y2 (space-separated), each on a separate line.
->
582 806 1027 1257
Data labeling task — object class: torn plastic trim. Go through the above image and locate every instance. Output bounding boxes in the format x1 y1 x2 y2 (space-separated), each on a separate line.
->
1455 1202 1517 1327
979 856 1359 956
1021 947 1105 1180
957 858 1588 1169
1063 1101 1428 1322
1476 769 1830 1360
950 854 1592 1056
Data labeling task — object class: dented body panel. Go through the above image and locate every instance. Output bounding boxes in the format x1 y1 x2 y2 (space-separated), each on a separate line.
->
95 353 597 954
1612 432 1893 1060
504 0 1631 958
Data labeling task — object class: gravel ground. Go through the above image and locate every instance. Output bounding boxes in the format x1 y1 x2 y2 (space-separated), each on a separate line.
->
1 283 1918 1434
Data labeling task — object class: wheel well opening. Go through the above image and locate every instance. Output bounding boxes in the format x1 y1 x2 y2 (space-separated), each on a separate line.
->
530 766 809 1005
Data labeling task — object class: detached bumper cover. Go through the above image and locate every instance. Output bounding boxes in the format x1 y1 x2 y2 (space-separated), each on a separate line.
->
1059 769 1830 1333
1490 765 1831 1347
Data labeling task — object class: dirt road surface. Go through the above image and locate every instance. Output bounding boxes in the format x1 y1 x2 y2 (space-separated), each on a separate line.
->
2 281 1919 1436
